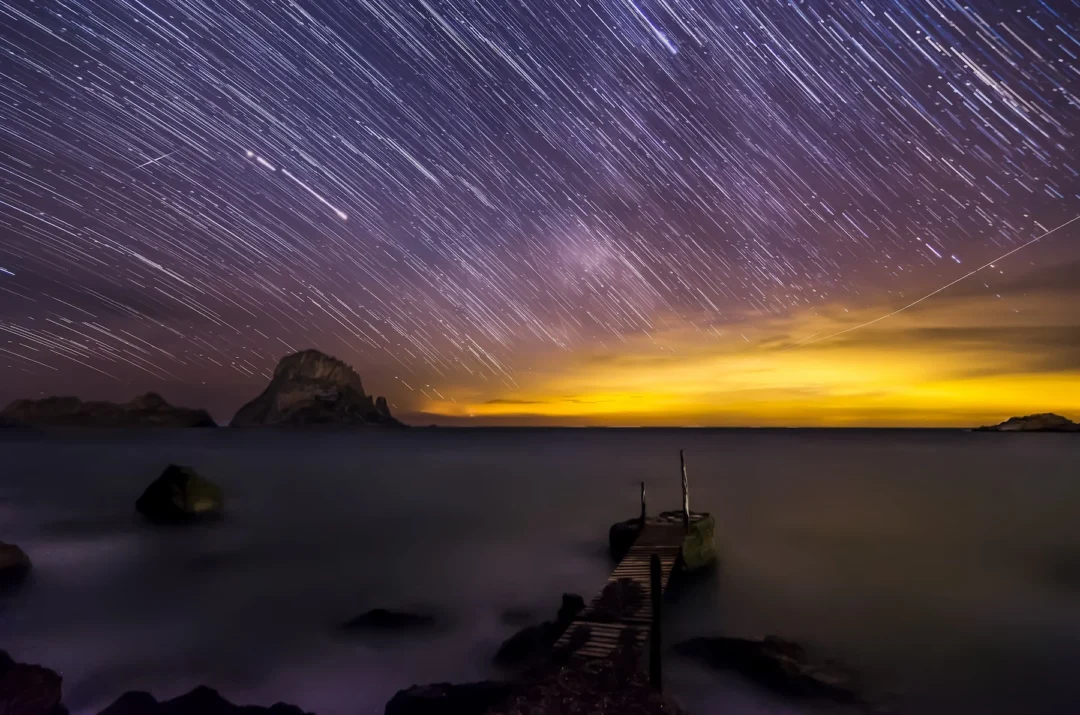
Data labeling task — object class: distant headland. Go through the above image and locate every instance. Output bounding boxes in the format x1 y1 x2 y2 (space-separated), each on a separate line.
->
0 349 403 429
975 413 1079 432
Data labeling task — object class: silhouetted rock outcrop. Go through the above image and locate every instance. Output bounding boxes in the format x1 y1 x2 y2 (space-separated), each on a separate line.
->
674 635 863 705
0 542 31 586
0 650 65 715
230 350 403 427
494 594 585 669
0 393 215 428
976 413 1079 432
384 681 515 715
136 465 224 523
97 686 311 715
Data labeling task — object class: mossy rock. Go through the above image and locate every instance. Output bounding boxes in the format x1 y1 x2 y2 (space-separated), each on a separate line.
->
136 465 223 523
679 513 717 571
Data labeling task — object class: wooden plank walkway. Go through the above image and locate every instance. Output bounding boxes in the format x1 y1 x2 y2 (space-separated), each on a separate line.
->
551 513 708 665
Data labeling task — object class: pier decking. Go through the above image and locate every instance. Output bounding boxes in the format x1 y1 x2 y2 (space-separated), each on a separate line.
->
552 512 710 666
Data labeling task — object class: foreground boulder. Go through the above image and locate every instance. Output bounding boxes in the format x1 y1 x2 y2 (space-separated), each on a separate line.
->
494 593 585 669
976 413 1079 432
384 681 516 715
0 651 64 715
341 608 434 631
674 635 862 704
0 542 32 586
230 350 403 428
608 512 717 571
135 465 224 523
98 686 311 715
0 393 215 428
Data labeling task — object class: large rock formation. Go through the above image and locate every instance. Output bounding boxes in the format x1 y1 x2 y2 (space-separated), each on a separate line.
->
976 413 1079 432
230 350 403 427
135 465 224 523
0 393 216 428
0 542 32 586
97 686 311 715
0 651 65 715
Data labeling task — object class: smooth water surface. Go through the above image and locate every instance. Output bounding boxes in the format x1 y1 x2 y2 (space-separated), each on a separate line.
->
1 429 1078 714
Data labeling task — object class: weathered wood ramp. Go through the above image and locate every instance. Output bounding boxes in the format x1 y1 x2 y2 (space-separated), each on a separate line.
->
552 512 708 665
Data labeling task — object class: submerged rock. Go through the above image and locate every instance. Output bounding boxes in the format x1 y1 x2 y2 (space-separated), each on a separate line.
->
494 593 585 668
341 608 434 631
97 686 311 715
674 635 862 704
0 542 31 586
230 349 403 428
135 465 224 523
0 393 215 428
384 681 515 715
976 413 1079 432
0 651 65 715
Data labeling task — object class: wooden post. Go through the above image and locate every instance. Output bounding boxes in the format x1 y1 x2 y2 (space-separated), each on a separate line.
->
680 449 690 531
639 481 647 526
649 552 663 691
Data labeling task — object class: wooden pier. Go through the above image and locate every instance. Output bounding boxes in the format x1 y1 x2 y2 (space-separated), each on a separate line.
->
550 451 715 685
551 513 709 666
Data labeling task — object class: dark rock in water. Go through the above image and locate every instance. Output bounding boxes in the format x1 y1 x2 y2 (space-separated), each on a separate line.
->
135 465 224 523
384 681 515 715
97 686 311 715
231 349 404 428
0 416 27 429
608 518 642 562
0 650 65 715
494 593 584 669
498 607 534 626
0 393 215 428
674 635 862 704
976 413 1079 432
342 608 434 631
0 542 32 586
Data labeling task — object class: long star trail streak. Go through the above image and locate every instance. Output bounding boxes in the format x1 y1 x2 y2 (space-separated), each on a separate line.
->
0 0 1077 409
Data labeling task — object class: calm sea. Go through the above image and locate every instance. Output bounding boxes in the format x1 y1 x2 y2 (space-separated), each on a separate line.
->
1 428 1078 714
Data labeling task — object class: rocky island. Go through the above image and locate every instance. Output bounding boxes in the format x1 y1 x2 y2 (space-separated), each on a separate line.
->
230 349 403 427
976 413 1079 432
0 393 216 428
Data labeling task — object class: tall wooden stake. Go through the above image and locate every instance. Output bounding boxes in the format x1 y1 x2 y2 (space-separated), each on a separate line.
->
639 481 647 526
680 449 690 531
649 552 663 691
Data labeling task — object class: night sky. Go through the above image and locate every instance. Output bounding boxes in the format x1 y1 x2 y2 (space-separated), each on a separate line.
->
1 0 1078 426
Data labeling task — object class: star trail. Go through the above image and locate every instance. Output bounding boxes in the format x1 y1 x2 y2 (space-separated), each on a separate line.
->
0 0 1077 424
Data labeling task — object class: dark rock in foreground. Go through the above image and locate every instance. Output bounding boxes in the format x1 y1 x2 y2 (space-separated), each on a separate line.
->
976 413 1079 432
494 593 585 669
608 512 717 571
136 465 224 523
0 650 65 715
341 608 434 631
0 416 27 429
0 393 216 428
384 681 516 715
0 542 32 586
674 635 862 704
230 349 403 428
98 686 311 715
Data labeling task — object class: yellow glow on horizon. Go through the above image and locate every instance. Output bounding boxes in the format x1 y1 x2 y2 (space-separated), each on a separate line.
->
417 284 1080 427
